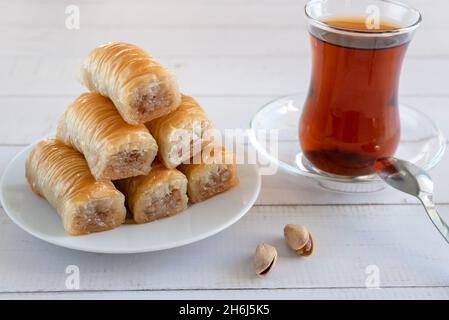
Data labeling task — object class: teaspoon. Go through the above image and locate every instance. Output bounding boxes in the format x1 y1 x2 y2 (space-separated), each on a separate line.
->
373 157 449 244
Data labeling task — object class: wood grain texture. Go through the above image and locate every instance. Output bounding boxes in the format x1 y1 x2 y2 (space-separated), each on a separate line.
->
0 144 448 207
2 287 449 300
0 56 447 96
0 0 449 299
0 95 448 206
1 23 448 58
1 205 449 294
2 95 449 144
0 0 444 28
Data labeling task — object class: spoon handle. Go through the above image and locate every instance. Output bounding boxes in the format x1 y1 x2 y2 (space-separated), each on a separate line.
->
420 195 449 244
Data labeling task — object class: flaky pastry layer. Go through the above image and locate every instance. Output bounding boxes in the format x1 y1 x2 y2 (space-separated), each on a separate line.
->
57 92 158 181
178 145 239 203
116 163 188 224
80 42 181 125
146 95 214 168
25 138 126 235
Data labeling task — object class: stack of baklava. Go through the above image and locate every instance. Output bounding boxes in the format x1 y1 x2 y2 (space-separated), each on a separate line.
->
25 42 239 236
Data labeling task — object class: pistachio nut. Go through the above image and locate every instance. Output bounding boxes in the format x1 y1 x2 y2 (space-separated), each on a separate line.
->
254 243 278 277
284 224 313 256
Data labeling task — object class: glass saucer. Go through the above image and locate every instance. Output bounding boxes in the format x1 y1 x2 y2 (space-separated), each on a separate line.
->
249 93 446 193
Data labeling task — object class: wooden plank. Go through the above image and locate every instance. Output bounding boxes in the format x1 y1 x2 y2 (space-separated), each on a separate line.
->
2 287 449 299
0 143 447 206
1 204 449 293
0 0 304 27
0 0 448 300
0 0 443 28
0 95 448 205
0 96 271 144
0 95 448 145
0 56 446 96
0 146 24 176
1 24 447 59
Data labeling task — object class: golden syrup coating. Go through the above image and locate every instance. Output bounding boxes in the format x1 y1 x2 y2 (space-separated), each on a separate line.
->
25 138 122 215
146 95 214 168
116 163 187 210
178 144 235 176
115 163 188 223
82 42 165 96
178 145 239 203
147 95 213 135
80 42 181 125
57 92 157 180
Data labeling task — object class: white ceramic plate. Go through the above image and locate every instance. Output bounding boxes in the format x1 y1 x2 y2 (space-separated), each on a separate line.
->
0 144 261 254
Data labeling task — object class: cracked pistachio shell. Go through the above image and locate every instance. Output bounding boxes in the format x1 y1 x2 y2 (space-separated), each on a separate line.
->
254 243 277 277
284 224 313 256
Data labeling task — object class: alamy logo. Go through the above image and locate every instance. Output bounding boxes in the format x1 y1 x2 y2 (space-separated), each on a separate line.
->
365 264 380 289
365 5 380 30
65 5 80 30
65 265 80 290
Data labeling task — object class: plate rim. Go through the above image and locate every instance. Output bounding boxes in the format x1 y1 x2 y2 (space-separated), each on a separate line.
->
0 142 261 254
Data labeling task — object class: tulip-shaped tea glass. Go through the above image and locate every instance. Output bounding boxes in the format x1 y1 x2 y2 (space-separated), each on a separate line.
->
250 0 445 192
300 0 421 177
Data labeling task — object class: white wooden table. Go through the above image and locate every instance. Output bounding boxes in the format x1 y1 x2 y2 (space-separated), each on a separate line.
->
1 0 449 300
